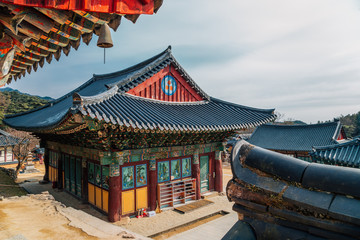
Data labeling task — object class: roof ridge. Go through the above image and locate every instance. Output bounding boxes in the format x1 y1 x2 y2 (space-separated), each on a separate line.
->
107 49 172 90
210 97 275 114
0 129 11 136
78 85 119 106
123 93 209 105
264 121 339 128
313 137 360 150
94 46 172 80
332 120 342 141
105 47 210 101
168 52 209 100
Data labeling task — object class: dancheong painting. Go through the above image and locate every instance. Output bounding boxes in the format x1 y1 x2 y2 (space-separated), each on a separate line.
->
182 158 191 178
171 159 181 180
136 164 147 187
122 166 134 190
102 166 109 190
158 161 170 182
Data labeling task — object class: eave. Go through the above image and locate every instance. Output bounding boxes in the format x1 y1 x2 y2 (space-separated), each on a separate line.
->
0 0 164 86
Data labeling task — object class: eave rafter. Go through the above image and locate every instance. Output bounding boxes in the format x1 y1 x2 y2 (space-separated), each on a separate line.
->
0 0 164 86
35 115 234 151
28 111 231 151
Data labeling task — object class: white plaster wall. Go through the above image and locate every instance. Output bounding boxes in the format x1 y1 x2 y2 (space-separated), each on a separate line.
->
6 147 13 162
0 148 5 162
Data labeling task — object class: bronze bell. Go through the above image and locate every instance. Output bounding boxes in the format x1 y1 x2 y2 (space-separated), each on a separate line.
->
97 23 113 48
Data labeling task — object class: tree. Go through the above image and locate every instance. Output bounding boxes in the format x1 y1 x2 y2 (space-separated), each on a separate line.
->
0 92 11 128
5 128 40 178
274 111 284 122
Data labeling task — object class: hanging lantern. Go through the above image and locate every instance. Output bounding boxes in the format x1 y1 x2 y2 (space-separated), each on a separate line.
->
97 23 113 48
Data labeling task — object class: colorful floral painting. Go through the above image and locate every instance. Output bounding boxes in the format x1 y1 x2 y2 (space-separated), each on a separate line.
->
150 159 156 170
122 166 134 190
136 164 147 187
110 162 120 177
158 161 170 182
171 159 181 180
102 166 109 190
88 162 94 184
95 164 101 186
182 157 191 178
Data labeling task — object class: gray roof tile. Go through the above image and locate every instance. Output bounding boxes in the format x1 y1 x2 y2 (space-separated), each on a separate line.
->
311 138 360 168
248 121 342 152
0 129 20 146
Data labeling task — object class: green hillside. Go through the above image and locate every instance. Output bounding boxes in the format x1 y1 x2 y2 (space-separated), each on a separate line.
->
0 91 49 128
338 112 360 138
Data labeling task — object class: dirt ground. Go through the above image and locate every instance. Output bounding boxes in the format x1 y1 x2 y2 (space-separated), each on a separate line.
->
0 164 146 240
0 194 98 240
16 162 46 183
0 162 235 240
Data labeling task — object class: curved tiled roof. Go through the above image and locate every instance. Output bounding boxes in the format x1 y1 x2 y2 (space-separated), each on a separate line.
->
0 129 20 146
4 47 276 132
227 140 360 239
310 138 360 168
248 121 342 152
76 91 275 131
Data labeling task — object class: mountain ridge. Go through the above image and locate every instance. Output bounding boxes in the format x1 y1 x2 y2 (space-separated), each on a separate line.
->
0 87 54 101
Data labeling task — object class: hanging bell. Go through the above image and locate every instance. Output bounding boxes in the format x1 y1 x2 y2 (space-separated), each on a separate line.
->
97 23 113 48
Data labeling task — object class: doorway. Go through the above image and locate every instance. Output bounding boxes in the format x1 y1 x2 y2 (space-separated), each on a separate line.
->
200 155 210 193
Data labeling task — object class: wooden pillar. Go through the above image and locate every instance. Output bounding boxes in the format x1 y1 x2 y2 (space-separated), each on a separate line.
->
148 154 157 211
82 158 88 202
41 140 50 182
108 174 121 222
57 151 63 189
149 154 157 211
214 151 223 192
192 149 201 199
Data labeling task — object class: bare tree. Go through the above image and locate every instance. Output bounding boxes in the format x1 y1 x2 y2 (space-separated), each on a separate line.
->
5 128 40 178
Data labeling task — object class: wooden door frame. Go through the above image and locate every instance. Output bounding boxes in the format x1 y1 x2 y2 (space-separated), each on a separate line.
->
63 153 83 199
199 152 215 192
120 160 149 216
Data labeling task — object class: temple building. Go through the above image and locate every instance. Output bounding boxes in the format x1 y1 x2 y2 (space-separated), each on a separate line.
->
248 121 346 161
0 129 19 164
4 46 275 221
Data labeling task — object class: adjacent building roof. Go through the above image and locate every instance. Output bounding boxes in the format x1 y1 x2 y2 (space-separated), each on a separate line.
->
0 0 163 86
310 138 360 168
227 140 360 239
248 121 344 152
4 46 276 133
0 129 20 146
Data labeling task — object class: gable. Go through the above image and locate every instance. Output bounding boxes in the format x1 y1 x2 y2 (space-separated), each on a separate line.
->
337 127 346 141
126 64 204 102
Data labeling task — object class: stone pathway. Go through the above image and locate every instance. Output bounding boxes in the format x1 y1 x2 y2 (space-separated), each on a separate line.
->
166 212 238 240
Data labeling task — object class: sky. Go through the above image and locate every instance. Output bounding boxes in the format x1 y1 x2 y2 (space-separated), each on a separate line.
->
6 0 360 123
